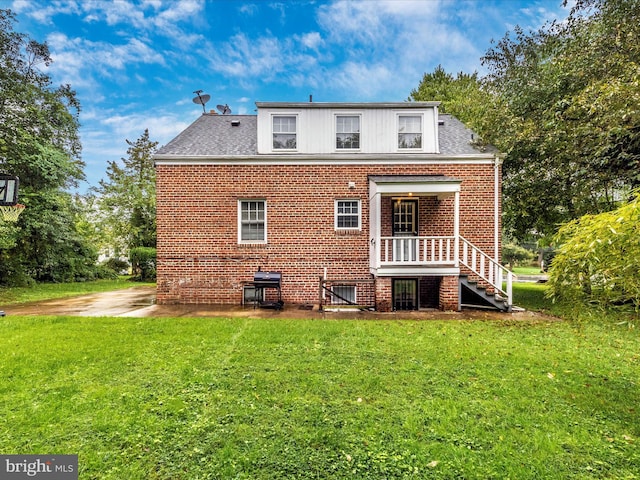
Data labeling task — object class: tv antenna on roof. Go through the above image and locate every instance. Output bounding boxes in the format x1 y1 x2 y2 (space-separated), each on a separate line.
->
192 90 210 113
216 104 231 115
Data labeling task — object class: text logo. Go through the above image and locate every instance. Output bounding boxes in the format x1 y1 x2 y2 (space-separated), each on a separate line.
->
0 455 77 479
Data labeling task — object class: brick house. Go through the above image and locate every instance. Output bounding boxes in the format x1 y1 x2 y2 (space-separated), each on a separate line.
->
154 101 513 311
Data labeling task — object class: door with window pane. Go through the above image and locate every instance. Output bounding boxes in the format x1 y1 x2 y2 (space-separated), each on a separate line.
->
393 279 418 310
393 199 418 262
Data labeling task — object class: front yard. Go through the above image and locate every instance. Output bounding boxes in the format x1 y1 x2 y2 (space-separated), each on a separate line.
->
0 286 638 478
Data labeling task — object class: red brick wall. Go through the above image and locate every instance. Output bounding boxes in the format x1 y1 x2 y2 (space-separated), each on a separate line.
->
439 275 459 310
375 277 392 312
156 163 500 307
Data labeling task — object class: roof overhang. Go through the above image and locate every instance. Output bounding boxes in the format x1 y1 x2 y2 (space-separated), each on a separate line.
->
255 101 441 109
154 154 496 166
369 175 461 199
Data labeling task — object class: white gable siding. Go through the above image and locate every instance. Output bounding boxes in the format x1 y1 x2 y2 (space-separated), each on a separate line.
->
257 104 439 155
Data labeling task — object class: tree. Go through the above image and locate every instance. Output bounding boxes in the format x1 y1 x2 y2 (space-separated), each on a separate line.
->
95 129 158 254
0 9 98 285
409 65 497 140
480 0 640 239
546 191 640 311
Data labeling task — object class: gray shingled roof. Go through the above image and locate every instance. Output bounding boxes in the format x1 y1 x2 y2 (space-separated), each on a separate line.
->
156 112 496 157
438 114 498 155
157 114 257 156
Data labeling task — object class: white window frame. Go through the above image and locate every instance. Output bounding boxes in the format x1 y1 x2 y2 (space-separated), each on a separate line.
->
397 114 423 150
335 199 361 231
331 285 357 305
272 115 297 151
238 199 267 244
335 114 361 150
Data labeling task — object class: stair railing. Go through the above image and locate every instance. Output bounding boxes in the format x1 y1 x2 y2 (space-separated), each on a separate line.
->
459 236 513 309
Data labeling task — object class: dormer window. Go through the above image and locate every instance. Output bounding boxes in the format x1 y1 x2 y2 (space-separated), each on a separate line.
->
272 115 297 150
398 115 422 149
336 115 360 150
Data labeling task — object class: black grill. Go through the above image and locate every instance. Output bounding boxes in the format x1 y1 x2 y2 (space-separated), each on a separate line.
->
250 270 283 309
253 271 282 288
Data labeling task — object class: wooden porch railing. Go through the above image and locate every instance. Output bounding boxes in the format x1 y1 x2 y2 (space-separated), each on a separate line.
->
379 236 456 265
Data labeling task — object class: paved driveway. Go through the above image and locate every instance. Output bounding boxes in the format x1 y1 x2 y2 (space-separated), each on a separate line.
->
3 286 158 317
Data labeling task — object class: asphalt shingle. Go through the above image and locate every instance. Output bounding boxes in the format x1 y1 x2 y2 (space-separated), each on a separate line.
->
157 114 257 156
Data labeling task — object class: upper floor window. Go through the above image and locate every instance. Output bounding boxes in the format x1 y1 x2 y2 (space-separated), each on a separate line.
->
336 115 360 150
398 115 422 149
239 199 266 243
273 116 297 150
335 199 361 230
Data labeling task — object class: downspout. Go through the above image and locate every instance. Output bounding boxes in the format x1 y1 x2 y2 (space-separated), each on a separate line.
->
494 154 504 262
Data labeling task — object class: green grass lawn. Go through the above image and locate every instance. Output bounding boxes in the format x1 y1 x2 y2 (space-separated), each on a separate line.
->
512 265 544 275
1 307 639 478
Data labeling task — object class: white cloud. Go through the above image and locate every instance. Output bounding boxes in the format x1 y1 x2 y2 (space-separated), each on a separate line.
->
45 32 166 89
212 33 286 78
78 109 192 187
316 1 386 45
12 0 82 23
100 1 146 27
298 31 324 50
15 0 206 48
10 0 34 14
101 112 190 145
155 0 202 23
331 62 395 98
239 4 258 16
142 0 164 10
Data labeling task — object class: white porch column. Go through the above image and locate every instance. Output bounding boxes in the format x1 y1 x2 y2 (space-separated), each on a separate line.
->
369 181 381 271
454 190 460 267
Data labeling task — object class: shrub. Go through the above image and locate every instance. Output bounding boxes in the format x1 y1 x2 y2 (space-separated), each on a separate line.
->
101 257 130 275
129 247 156 282
547 192 640 310
502 242 535 268
540 247 556 272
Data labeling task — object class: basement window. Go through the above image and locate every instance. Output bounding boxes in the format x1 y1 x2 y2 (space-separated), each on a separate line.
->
332 285 356 305
243 285 264 305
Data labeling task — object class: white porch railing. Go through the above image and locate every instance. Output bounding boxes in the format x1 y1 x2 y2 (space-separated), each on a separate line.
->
376 235 513 308
380 236 456 265
459 236 513 308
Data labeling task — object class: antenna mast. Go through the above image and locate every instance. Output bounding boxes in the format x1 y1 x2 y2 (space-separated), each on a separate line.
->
192 90 210 113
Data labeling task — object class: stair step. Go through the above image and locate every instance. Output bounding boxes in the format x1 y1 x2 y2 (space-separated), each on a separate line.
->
460 277 509 312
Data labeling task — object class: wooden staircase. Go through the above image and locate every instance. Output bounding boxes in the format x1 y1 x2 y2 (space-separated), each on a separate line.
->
459 237 513 312
460 275 510 311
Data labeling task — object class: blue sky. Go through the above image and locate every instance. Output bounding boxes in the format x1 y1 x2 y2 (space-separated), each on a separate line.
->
7 0 571 191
